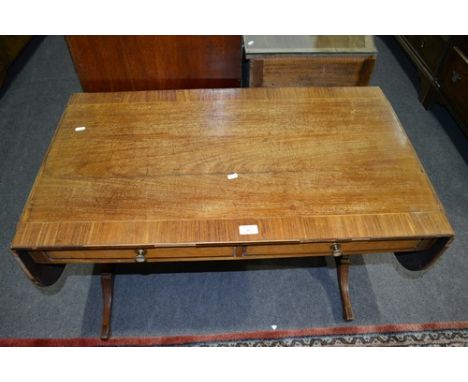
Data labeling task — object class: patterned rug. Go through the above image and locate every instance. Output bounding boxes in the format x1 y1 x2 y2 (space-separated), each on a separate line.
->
196 328 468 347
1 321 467 346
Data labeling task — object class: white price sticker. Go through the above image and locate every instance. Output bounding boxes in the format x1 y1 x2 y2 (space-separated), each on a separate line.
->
239 225 259 235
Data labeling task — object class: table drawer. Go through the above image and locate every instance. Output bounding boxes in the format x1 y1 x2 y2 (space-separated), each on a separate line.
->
245 239 425 257
40 239 426 263
46 246 235 261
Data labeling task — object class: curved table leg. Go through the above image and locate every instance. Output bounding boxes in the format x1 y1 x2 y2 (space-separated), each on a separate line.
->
100 266 114 340
13 250 65 287
335 255 354 321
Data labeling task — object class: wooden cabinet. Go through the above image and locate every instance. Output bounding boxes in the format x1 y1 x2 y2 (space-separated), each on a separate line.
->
66 36 242 92
0 36 31 88
439 45 468 128
403 36 446 74
397 36 468 136
243 36 377 87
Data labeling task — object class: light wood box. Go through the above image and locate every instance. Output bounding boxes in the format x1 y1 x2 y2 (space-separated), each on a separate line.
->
244 35 377 87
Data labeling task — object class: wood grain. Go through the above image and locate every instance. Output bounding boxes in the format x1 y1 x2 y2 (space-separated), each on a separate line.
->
248 55 376 87
11 87 453 257
100 268 114 340
244 36 376 87
66 36 242 92
335 255 354 320
28 237 426 264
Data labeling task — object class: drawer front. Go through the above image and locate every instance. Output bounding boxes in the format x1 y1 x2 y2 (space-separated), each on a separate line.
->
405 35 446 73
245 239 425 257
440 46 468 125
47 246 235 261
249 55 375 87
40 239 426 263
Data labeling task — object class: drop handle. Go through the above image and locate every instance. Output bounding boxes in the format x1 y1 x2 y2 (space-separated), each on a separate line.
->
331 243 343 257
452 70 462 83
135 249 147 263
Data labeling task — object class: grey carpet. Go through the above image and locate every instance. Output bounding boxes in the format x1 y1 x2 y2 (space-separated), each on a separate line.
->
0 36 467 339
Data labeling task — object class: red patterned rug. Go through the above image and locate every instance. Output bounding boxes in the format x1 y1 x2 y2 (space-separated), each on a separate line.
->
1 321 467 346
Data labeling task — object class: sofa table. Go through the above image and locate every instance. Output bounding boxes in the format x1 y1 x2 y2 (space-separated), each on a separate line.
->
11 87 454 339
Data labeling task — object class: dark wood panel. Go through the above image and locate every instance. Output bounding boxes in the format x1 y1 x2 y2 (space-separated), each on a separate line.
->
66 36 242 92
0 36 32 88
397 35 467 136
405 36 446 73
439 46 468 126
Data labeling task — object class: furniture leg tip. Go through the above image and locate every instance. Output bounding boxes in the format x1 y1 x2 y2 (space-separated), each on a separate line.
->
100 334 110 341
100 326 111 341
343 306 354 321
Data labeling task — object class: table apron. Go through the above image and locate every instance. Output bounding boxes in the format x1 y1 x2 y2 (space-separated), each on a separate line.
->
29 238 429 264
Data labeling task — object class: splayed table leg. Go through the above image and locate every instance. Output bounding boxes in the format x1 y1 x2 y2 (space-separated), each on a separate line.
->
100 266 114 340
335 255 354 321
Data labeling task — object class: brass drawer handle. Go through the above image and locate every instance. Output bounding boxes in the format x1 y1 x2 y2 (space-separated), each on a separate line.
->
452 70 462 83
135 249 147 263
331 243 343 257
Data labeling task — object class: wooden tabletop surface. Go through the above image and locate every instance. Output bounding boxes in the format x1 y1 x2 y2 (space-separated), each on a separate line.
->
12 87 453 249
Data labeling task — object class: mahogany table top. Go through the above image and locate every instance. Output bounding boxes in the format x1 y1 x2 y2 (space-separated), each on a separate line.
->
12 87 453 250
